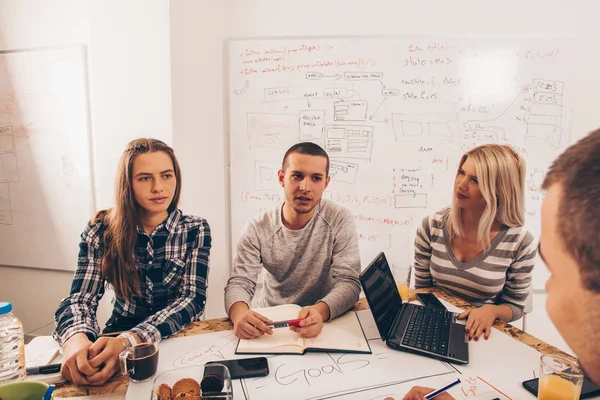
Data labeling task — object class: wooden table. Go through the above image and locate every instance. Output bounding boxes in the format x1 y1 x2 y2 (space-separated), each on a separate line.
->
54 287 572 398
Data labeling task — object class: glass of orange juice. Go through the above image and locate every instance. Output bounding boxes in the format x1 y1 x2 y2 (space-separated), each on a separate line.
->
396 267 412 301
538 354 583 400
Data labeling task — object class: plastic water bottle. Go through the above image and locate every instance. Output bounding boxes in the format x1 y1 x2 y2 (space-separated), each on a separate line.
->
0 302 25 383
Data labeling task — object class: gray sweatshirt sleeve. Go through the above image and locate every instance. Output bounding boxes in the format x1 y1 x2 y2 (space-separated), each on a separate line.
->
318 210 361 320
224 222 263 315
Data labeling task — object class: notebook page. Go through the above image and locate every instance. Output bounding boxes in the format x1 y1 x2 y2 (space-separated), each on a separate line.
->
304 311 370 353
237 304 305 353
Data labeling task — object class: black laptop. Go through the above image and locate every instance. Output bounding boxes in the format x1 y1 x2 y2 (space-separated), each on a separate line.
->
359 252 469 364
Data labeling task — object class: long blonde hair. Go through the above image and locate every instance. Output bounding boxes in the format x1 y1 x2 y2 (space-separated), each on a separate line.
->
447 144 525 248
94 138 182 301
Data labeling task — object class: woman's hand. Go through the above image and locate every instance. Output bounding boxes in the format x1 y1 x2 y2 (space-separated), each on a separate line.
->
61 333 98 385
85 336 129 385
457 304 498 340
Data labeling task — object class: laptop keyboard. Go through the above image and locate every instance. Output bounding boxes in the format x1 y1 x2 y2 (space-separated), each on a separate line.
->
401 304 452 355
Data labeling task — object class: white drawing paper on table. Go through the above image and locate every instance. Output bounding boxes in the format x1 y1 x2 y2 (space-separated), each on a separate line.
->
24 336 63 384
242 339 455 400
451 375 512 400
356 309 381 340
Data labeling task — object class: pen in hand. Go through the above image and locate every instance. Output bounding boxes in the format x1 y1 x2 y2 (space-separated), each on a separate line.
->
424 378 461 399
265 319 304 329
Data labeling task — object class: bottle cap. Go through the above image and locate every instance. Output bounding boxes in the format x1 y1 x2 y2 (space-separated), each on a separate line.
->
0 302 13 315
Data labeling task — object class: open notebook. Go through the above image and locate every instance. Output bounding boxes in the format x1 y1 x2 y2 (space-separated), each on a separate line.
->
235 304 371 355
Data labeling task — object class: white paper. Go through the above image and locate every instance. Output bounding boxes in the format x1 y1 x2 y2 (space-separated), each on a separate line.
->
24 336 64 384
356 308 381 340
240 339 454 400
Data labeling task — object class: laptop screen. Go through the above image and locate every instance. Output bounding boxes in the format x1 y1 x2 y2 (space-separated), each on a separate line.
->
359 252 404 341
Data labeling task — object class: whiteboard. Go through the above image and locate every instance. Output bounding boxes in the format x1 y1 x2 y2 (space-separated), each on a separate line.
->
0 46 94 271
228 36 574 290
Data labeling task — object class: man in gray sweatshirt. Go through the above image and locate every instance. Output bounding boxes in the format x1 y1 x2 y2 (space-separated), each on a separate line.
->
224 142 361 339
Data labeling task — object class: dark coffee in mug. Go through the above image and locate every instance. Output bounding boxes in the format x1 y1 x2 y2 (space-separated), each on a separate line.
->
126 343 159 381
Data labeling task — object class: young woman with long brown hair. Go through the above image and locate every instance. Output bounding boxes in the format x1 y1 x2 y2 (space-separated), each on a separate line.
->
53 138 211 385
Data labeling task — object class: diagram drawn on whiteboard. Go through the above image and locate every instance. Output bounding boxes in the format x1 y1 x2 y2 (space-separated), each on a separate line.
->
525 78 565 148
299 109 326 141
0 181 12 225
392 113 460 150
329 160 359 184
263 85 354 102
324 125 374 160
462 79 566 150
0 122 19 183
254 160 281 191
247 113 299 149
0 122 17 225
394 194 428 209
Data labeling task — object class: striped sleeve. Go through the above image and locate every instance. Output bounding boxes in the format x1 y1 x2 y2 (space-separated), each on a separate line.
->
497 231 537 320
414 215 433 288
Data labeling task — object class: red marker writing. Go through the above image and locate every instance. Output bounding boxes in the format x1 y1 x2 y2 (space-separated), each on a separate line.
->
266 319 303 329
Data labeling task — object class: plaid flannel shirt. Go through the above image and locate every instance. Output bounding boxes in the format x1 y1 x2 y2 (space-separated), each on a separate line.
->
52 209 210 345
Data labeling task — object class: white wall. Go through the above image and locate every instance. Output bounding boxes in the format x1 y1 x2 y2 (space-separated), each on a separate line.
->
87 0 173 209
0 0 91 337
0 0 172 336
170 3 229 320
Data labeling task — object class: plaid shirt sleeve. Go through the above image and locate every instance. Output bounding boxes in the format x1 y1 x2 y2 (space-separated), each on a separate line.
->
130 218 211 342
52 221 106 345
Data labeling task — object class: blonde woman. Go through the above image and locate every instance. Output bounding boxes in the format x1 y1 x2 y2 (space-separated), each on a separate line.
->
53 139 211 386
413 144 536 341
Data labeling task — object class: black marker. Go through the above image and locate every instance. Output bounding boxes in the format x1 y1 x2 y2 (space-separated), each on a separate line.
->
26 363 62 375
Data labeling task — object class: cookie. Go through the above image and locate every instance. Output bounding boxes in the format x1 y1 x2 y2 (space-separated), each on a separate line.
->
172 378 201 398
155 383 172 400
173 394 201 400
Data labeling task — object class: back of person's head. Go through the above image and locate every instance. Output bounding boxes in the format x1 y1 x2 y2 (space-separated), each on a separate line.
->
449 144 526 247
542 129 600 292
281 142 330 176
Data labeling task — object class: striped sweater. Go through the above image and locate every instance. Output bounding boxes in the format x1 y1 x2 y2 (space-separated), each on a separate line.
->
413 208 536 321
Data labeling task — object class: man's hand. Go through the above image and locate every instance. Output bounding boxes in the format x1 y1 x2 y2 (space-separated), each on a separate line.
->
61 333 98 385
402 386 455 400
290 303 328 338
457 304 498 341
230 302 273 339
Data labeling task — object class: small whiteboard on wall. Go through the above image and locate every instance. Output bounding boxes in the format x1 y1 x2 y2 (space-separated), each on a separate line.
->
0 46 94 271
227 36 574 290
